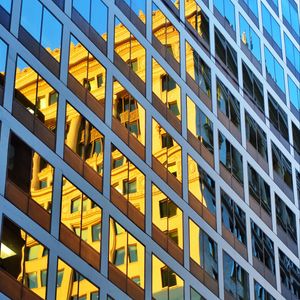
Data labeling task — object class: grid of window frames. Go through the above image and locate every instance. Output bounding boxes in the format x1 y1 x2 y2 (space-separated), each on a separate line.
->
0 0 299 300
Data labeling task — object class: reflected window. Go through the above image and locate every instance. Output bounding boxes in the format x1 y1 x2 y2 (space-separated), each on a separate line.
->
152 255 184 299
114 248 125 266
276 194 297 242
111 144 145 213
217 78 240 129
123 179 137 194
213 0 235 30
92 224 101 242
245 112 268 161
221 190 246 245
27 245 40 260
268 93 289 141
27 272 38 289
61 178 102 255
65 102 104 178
265 46 285 93
120 0 146 24
161 266 177 287
254 281 275 300
57 270 64 287
68 35 106 104
109 219 145 288
272 143 293 189
7 132 54 219
239 14 261 62
187 96 214 152
189 219 218 280
188 155 216 215
242 62 264 111
248 164 271 215
186 42 211 98
14 57 59 145
152 58 181 120
128 245 138 263
184 0 210 46
279 250 300 298
152 4 180 62
21 0 62 61
0 217 49 299
152 119 182 182
114 18 146 82
56 258 99 299
251 221 275 274
223 251 249 299
41 270 47 287
215 29 238 81
152 184 183 249
219 133 244 184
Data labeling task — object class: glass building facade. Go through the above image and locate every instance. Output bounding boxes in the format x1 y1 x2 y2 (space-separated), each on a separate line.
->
0 0 299 299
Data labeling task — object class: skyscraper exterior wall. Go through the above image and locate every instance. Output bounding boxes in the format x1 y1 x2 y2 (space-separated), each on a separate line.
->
0 0 299 299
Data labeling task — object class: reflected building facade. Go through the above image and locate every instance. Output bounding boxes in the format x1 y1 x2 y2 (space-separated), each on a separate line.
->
0 0 299 300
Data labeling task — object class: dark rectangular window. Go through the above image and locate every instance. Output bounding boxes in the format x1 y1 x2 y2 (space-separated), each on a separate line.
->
272 143 293 189
215 28 238 81
245 112 268 161
161 74 176 91
217 78 240 129
159 199 177 218
219 133 244 184
292 123 300 155
123 179 137 194
251 221 275 274
268 93 289 141
223 252 249 299
161 266 177 287
242 62 264 111
221 190 246 245
248 164 271 215
279 250 300 298
276 194 297 243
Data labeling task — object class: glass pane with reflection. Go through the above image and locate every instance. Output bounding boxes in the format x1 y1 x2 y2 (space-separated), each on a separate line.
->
56 258 99 299
0 217 49 299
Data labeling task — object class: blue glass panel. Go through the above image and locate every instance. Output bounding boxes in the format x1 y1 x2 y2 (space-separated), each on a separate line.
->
0 39 7 73
274 60 285 92
265 47 274 77
251 31 261 61
271 18 281 48
0 0 11 12
41 9 62 51
284 34 294 62
262 5 271 33
288 76 300 109
249 0 258 17
91 0 108 36
21 0 43 41
73 0 90 21
214 0 224 15
225 0 235 29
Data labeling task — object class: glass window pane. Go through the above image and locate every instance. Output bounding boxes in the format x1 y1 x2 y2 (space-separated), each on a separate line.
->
91 0 108 36
21 0 43 41
0 0 12 12
41 9 62 61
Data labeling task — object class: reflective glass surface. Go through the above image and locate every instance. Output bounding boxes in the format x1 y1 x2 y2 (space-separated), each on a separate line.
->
109 219 145 288
0 217 49 299
239 14 261 62
56 258 99 299
152 255 184 299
